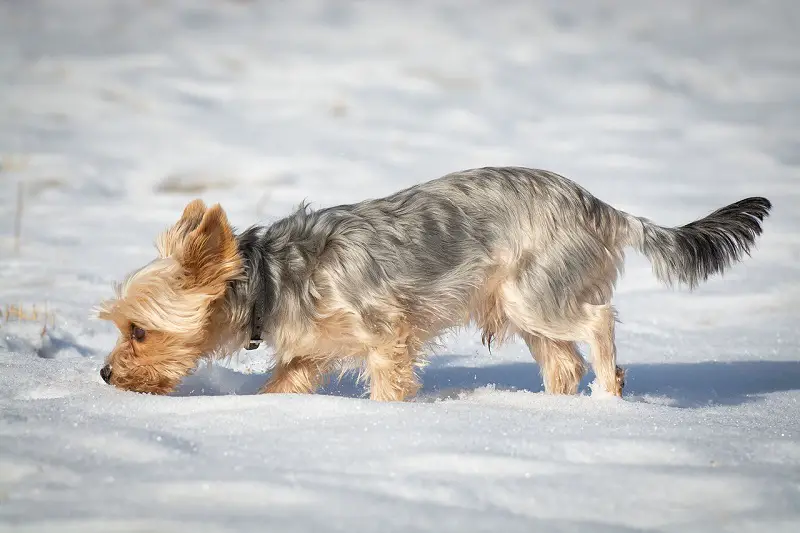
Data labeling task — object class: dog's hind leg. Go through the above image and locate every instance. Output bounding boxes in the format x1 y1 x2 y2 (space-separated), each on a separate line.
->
498 278 586 395
499 280 623 397
582 303 625 397
520 333 585 395
506 303 623 397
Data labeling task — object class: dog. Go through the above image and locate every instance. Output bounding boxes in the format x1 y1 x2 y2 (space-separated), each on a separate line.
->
96 167 771 399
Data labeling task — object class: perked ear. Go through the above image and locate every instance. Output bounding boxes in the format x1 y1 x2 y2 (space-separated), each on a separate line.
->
156 199 208 258
179 204 242 296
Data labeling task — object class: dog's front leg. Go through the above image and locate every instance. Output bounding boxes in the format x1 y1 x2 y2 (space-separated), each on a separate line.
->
366 340 420 402
260 357 325 395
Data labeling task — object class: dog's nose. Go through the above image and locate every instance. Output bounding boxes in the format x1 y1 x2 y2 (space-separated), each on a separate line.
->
100 365 112 384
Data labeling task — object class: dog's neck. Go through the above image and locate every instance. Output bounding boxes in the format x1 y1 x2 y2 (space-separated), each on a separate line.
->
231 227 275 350
245 275 268 350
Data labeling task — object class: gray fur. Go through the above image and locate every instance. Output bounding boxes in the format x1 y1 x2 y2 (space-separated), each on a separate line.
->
227 166 771 350
624 197 772 288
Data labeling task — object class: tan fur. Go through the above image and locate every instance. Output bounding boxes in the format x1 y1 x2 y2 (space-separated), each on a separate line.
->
96 204 243 394
522 334 586 395
261 357 328 395
156 199 208 258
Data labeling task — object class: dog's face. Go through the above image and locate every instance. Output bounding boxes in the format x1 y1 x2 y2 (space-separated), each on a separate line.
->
96 200 242 394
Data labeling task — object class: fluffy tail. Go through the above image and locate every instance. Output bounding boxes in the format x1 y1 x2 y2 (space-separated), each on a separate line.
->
624 197 772 289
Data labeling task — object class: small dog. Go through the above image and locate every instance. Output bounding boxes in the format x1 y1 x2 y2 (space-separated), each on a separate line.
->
96 167 771 399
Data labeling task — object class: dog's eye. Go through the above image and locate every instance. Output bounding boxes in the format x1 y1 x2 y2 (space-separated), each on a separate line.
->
131 324 146 341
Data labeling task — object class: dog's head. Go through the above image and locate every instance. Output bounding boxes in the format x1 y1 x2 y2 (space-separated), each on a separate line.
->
95 200 242 394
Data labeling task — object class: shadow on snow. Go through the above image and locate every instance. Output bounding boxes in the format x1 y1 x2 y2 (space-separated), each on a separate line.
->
174 357 800 408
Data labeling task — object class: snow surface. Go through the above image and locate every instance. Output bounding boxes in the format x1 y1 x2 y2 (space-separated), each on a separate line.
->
1 0 799 531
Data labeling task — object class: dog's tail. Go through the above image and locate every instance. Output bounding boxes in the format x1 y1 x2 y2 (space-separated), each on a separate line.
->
621 197 772 289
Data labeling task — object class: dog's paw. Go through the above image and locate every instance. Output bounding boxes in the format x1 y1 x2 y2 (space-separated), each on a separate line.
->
614 365 626 396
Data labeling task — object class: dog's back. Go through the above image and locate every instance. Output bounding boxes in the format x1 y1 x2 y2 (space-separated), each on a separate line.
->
262 166 769 340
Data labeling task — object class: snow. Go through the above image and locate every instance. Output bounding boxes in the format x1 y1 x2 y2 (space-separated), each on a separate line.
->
1 0 799 531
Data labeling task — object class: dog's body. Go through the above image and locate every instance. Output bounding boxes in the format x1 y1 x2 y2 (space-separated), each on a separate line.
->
97 167 771 399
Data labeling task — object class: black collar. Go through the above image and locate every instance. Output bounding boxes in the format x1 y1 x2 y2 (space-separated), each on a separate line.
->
246 288 267 350
238 231 272 351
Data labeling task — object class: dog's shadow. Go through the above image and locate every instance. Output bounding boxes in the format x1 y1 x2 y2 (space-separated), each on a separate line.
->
175 357 800 408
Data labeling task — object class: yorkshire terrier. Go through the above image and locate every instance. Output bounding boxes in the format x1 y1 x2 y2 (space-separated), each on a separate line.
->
96 167 771 399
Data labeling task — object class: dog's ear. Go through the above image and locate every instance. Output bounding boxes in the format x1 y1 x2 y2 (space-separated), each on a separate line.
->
156 199 208 257
179 199 208 225
179 204 242 296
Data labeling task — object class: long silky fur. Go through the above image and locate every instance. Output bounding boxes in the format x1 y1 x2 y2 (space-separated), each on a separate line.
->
99 166 771 399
